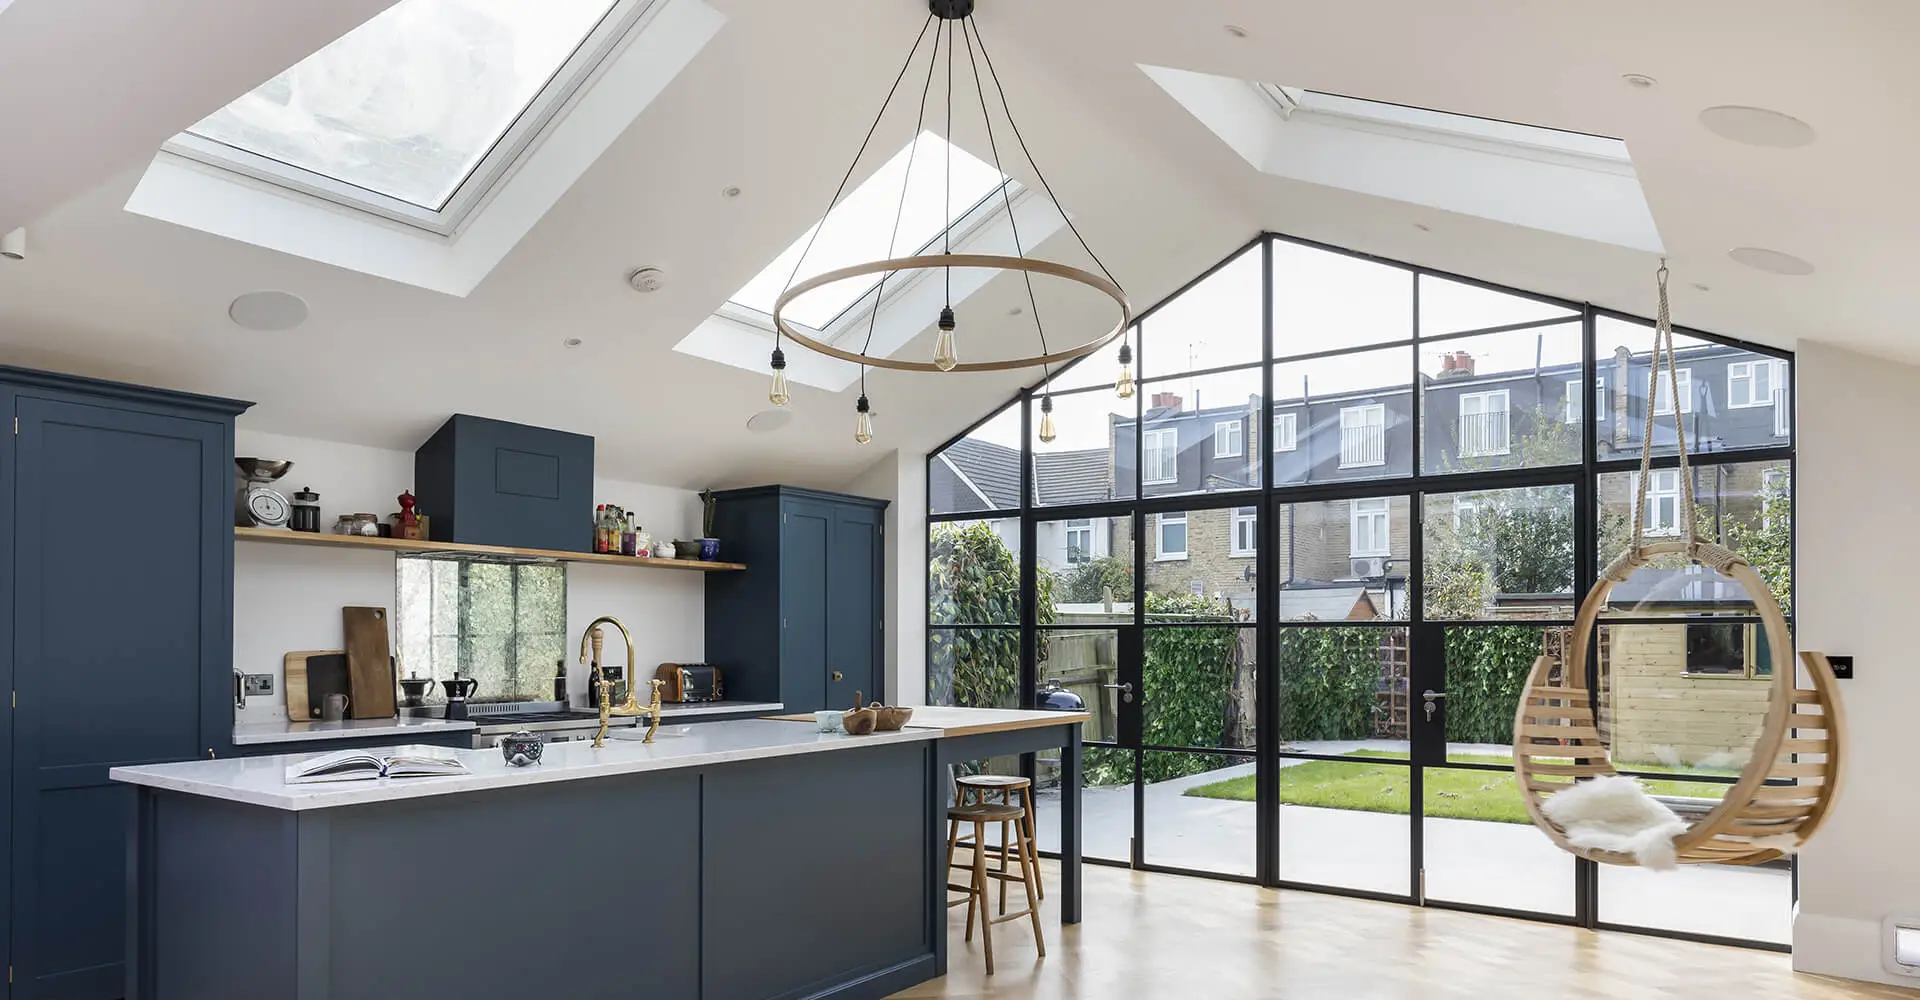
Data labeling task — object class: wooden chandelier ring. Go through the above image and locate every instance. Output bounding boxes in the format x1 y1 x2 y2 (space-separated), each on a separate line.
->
771 253 1133 373
1516 538 1803 865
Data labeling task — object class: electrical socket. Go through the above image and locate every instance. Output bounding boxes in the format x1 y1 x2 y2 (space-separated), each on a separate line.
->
242 674 275 697
1827 656 1854 679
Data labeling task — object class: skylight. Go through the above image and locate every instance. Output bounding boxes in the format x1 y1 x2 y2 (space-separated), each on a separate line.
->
181 0 625 220
730 131 1007 331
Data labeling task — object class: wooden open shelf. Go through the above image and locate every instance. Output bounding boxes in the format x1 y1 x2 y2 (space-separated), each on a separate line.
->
234 526 746 572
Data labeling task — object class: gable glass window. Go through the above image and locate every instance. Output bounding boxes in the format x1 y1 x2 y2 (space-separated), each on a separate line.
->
1214 420 1244 458
1156 512 1188 561
395 555 567 702
1653 367 1694 416
1350 498 1391 557
1065 519 1095 565
1231 507 1258 557
1272 412 1298 452
729 131 1007 329
1143 427 1179 485
1340 404 1387 468
178 0 633 230
1457 390 1511 458
1728 360 1781 409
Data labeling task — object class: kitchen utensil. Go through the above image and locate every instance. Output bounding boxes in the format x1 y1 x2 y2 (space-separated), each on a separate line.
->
813 710 843 733
342 606 399 719
499 731 544 766
441 675 479 721
304 653 351 721
234 458 294 528
398 674 435 709
282 649 341 720
654 663 724 703
840 706 877 736
321 693 350 722
871 704 913 731
289 487 321 533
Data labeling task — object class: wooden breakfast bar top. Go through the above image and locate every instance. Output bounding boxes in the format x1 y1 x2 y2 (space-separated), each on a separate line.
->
764 705 1092 738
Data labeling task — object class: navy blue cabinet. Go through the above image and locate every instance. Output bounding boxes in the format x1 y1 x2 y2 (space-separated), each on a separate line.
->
1 367 248 998
414 414 594 552
705 487 888 715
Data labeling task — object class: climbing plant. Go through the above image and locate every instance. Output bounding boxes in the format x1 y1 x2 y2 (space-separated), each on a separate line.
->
927 521 1055 708
1085 591 1244 785
1275 628 1392 742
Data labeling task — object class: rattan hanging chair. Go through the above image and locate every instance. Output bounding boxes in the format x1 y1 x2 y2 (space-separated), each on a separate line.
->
1511 264 1845 867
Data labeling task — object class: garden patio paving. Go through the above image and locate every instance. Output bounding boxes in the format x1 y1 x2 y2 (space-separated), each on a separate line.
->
1026 741 1791 945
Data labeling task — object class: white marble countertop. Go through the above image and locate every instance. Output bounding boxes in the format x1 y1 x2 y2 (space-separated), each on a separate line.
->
116 719 939 811
660 700 783 719
231 716 479 746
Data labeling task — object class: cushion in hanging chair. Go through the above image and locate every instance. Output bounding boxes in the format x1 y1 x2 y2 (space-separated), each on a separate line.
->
1539 775 1688 870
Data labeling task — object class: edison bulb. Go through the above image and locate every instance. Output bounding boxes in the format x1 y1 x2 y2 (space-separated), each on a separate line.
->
1115 366 1135 399
1038 395 1057 443
768 348 791 406
854 395 874 444
933 306 958 371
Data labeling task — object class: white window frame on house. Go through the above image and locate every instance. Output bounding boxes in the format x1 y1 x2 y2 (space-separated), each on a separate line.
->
1214 419 1244 458
1064 518 1094 565
1143 427 1180 485
1564 378 1582 424
1761 469 1789 530
1565 378 1607 424
1272 411 1298 452
1457 389 1511 458
1339 404 1387 468
1452 494 1483 532
1653 366 1694 416
164 0 658 237
1727 359 1781 409
1156 512 1188 561
1633 469 1683 536
1230 507 1257 557
1350 497 1391 557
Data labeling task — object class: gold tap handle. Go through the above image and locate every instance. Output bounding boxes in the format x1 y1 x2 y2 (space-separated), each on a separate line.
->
589 627 604 668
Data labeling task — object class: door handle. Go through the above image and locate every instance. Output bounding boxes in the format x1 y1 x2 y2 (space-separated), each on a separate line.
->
1102 682 1134 704
1421 689 1446 722
831 670 844 683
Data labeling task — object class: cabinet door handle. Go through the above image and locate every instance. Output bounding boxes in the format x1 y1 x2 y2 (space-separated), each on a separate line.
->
831 671 844 682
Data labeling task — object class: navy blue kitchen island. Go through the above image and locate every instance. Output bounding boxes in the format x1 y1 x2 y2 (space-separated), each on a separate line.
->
113 710 1085 1000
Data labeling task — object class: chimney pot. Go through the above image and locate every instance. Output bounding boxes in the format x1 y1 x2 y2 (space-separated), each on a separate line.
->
1151 392 1183 412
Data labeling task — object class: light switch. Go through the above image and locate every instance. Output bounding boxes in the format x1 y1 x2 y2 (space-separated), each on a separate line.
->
1883 916 1920 977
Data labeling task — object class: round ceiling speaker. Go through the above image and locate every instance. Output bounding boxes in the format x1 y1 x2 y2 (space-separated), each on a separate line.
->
1698 106 1816 148
1727 247 1815 276
228 291 309 331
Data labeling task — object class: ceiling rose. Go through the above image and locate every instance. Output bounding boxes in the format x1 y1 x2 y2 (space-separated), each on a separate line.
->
764 0 1135 445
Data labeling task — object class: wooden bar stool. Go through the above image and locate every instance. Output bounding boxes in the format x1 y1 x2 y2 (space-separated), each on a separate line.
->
945 800 1045 975
955 773 1044 908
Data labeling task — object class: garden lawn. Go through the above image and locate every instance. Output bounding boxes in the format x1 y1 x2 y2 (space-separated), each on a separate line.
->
1184 750 1740 824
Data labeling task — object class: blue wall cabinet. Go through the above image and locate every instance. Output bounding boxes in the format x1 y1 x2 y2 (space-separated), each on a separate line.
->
2 367 248 997
414 414 594 552
705 487 888 715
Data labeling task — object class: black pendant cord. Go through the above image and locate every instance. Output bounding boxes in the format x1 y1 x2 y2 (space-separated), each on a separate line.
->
944 15 954 306
962 17 1050 387
967 17 1120 289
859 8 946 375
776 11 936 350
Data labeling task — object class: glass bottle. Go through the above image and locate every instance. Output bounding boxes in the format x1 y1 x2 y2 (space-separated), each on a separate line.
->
594 505 608 553
622 512 637 556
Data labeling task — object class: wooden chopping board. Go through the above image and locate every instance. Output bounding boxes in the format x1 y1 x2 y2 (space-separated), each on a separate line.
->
283 649 340 720
342 607 398 719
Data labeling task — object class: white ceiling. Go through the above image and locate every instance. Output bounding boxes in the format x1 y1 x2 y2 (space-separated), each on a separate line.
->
0 0 1913 491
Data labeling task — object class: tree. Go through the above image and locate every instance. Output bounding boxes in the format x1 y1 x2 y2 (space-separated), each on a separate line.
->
1062 556 1132 605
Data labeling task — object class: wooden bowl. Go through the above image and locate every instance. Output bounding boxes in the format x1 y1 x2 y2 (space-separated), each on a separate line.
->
871 705 913 731
841 707 878 736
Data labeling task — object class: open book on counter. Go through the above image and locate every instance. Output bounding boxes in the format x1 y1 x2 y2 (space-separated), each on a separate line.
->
285 745 470 784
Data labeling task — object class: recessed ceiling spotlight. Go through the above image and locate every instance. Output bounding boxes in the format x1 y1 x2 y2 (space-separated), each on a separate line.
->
746 408 794 434
721 185 742 198
1698 105 1815 148
1008 306 1025 316
228 290 308 331
1621 73 1657 89
1728 246 1815 276
1223 24 1248 38
564 337 583 348
626 266 666 293
1412 222 1432 232
1691 282 1710 293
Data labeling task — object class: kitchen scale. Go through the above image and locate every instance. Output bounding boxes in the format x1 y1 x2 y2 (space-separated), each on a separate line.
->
235 457 294 528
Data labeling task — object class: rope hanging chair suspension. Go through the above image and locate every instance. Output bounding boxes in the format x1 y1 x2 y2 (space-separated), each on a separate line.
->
1511 262 1845 867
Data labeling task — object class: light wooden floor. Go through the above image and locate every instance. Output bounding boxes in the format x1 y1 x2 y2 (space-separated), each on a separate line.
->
894 862 1911 999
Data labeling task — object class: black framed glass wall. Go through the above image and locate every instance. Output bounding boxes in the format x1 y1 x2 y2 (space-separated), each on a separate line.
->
925 233 1796 949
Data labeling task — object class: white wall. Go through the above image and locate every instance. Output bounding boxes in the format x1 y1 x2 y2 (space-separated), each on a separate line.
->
234 428 704 724
1791 341 1920 987
843 450 927 706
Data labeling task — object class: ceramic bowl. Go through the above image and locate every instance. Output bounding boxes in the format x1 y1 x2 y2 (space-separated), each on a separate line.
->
499 730 544 767
673 540 701 560
698 538 720 561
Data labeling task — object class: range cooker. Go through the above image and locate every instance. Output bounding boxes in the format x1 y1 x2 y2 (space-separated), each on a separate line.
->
464 701 638 749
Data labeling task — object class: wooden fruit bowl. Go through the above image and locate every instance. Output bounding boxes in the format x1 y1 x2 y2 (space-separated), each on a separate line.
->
841 707 878 736
871 705 914 731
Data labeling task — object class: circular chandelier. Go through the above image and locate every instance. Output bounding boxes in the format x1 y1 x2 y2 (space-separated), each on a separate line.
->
765 0 1136 444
